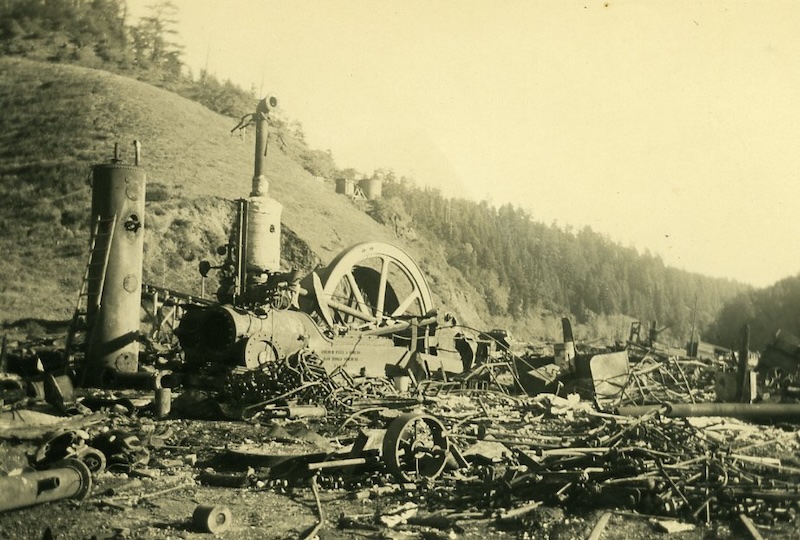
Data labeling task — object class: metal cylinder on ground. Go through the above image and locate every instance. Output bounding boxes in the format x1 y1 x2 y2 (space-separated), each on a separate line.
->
86 142 146 386
155 388 171 418
193 504 233 534
0 459 92 513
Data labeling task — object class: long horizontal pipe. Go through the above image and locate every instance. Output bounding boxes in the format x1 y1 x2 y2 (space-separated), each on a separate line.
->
362 315 439 337
616 402 800 419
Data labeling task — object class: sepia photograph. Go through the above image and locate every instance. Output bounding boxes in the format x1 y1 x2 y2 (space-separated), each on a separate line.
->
0 1 798 538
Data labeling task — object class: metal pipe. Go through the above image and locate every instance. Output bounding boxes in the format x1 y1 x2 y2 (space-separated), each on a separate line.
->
307 457 371 471
252 96 277 196
614 405 666 417
0 459 91 513
617 402 800 419
105 370 178 390
361 315 439 337
668 402 800 418
737 324 751 402
236 199 247 299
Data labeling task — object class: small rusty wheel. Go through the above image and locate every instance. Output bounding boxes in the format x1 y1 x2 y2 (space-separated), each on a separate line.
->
382 412 449 482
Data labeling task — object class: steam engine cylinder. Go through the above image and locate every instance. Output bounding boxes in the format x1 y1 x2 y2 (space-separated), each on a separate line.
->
176 304 329 369
86 161 146 384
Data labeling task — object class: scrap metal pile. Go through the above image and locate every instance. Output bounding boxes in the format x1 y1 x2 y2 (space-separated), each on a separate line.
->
3 327 800 538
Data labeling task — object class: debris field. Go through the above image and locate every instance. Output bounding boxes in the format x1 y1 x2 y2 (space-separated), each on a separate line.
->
2 324 800 540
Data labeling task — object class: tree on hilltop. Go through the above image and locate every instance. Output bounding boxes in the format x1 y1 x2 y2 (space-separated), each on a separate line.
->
131 0 182 75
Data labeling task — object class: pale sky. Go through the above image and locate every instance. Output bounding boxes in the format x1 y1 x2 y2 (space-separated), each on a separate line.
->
128 0 800 288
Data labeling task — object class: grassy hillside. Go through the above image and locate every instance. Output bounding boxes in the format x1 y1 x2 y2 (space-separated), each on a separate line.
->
0 57 487 328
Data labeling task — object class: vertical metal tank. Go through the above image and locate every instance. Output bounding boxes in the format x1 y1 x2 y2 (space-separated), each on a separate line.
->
246 196 282 277
86 142 146 385
246 96 283 286
358 177 383 200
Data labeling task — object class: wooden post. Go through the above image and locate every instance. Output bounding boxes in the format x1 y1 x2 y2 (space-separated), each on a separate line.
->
737 324 751 403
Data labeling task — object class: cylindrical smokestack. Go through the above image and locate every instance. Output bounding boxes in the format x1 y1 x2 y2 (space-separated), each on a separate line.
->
252 95 278 196
86 142 146 385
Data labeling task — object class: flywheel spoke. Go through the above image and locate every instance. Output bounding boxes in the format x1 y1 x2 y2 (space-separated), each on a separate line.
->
345 271 372 317
391 290 421 317
376 257 389 317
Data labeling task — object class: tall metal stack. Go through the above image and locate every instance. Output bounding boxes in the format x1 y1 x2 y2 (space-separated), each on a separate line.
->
245 96 283 291
85 142 146 385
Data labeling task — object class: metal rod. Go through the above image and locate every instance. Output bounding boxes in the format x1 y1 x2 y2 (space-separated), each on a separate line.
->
586 512 612 540
738 324 751 403
301 474 324 540
307 457 373 471
361 315 438 336
738 514 765 540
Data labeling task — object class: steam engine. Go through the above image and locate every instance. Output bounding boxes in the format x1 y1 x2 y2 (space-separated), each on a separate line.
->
76 95 463 386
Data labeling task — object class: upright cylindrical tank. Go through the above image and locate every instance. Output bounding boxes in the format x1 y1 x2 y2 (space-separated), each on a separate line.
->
358 177 383 200
86 146 146 385
246 195 282 277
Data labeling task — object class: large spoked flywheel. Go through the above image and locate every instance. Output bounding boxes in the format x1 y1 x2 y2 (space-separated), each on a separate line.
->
312 242 434 328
